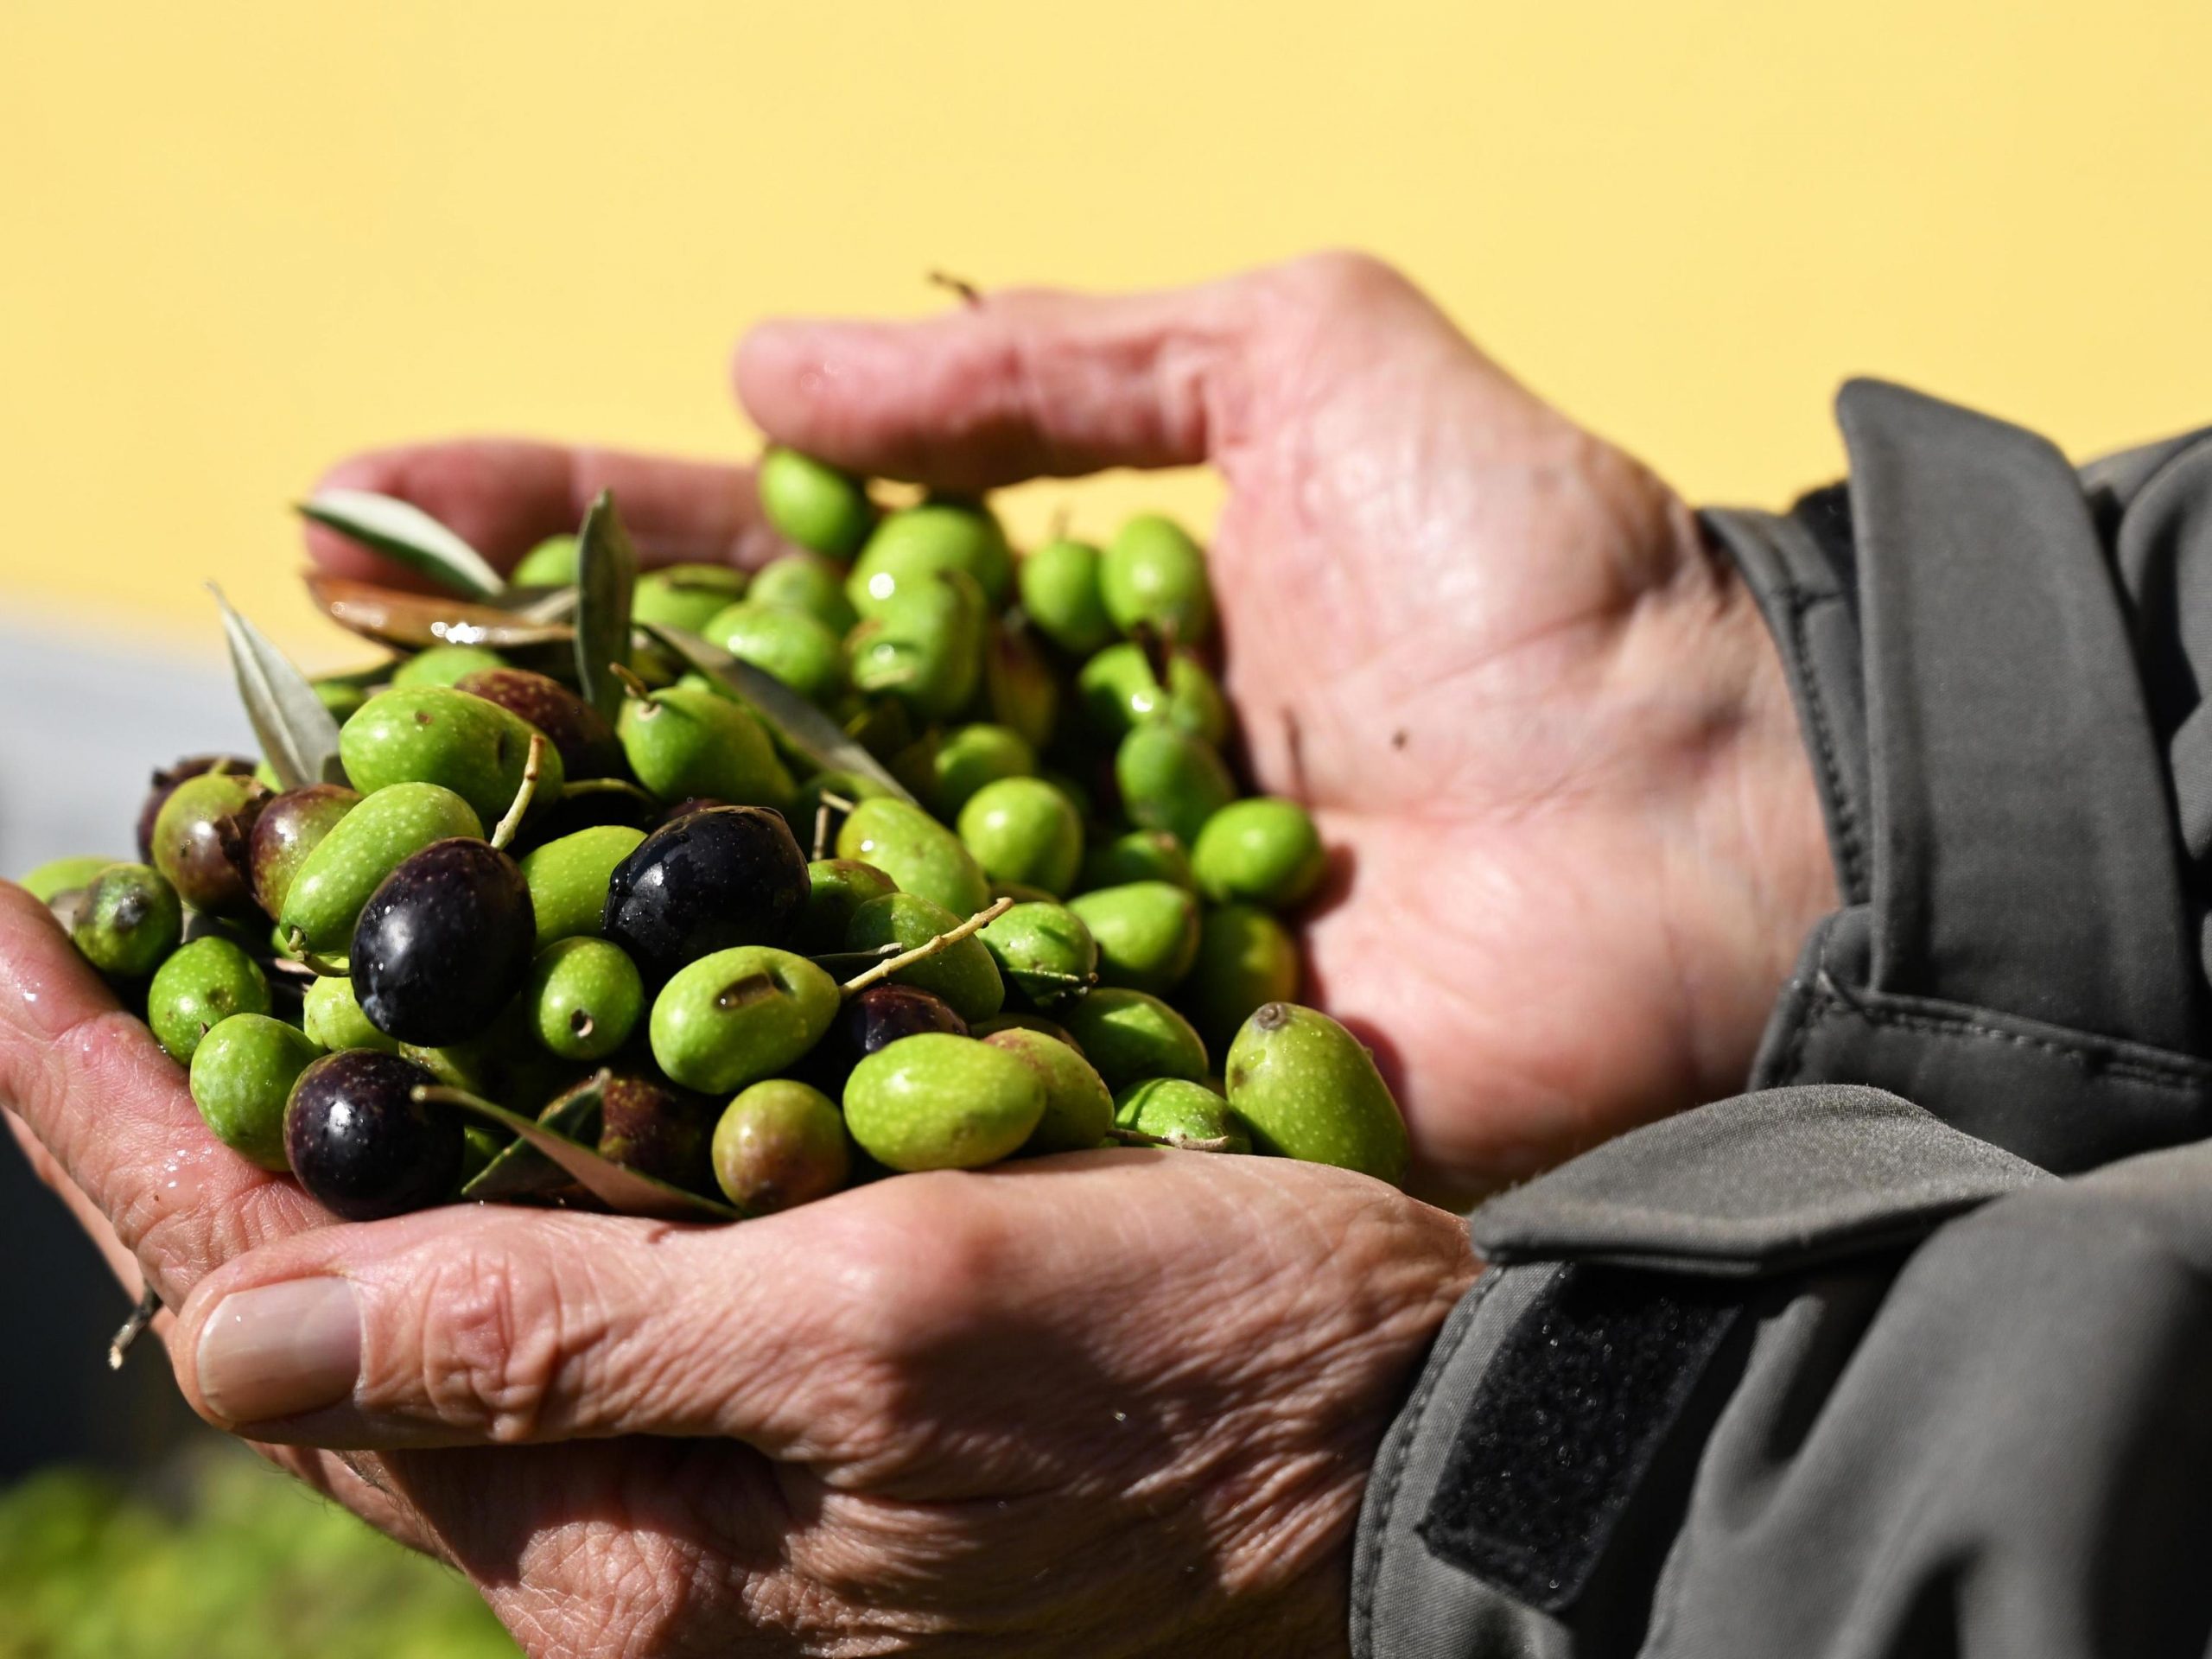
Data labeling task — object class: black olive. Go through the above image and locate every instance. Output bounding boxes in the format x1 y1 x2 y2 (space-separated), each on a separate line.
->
351 839 536 1046
601 805 808 981
284 1049 461 1221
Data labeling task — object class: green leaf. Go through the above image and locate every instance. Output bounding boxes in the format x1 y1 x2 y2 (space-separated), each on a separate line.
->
639 620 919 804
297 489 506 600
574 490 639 721
423 1084 739 1222
208 586 345 791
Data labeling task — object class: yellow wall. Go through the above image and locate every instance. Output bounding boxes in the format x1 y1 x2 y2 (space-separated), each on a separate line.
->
3 1 2209 662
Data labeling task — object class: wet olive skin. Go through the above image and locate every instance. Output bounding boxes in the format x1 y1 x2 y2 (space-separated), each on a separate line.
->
136 755 257 864
602 806 810 982
68 863 184 979
247 784 361 919
455 666 625 779
598 1070 717 1193
351 839 537 1046
803 982 969 1094
283 1049 461 1221
150 772 271 917
711 1079 851 1212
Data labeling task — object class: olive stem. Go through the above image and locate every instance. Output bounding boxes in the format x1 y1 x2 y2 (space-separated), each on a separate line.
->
840 895 1014 996
489 733 548 852
283 929 349 978
927 269 983 307
607 661 656 704
1103 1126 1236 1154
805 944 904 969
106 1284 162 1370
812 790 858 861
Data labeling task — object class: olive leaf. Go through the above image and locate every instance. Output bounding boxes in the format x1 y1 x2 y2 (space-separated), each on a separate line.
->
575 490 638 721
303 573 576 652
638 620 918 804
296 489 506 600
461 1075 607 1203
421 1084 739 1222
208 586 345 791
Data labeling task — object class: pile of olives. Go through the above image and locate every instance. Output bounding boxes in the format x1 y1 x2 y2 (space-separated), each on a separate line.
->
19 449 1408 1227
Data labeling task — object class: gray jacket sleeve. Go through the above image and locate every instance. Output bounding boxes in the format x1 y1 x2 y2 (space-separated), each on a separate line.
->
1352 384 2212 1658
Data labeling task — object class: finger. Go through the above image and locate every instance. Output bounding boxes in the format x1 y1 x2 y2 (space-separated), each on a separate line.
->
302 440 785 586
733 277 1253 490
0 882 327 1304
170 1199 872 1452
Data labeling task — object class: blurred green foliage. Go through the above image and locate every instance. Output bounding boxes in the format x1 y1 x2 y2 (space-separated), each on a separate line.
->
0 1451 515 1658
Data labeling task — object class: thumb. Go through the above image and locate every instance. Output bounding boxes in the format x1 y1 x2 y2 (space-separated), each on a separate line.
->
170 1203 857 1453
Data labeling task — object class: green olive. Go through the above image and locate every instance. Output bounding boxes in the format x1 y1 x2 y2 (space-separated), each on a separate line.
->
188 1014 321 1171
1059 988 1207 1090
957 776 1083 896
983 623 1059 753
340 686 565 828
1100 514 1214 642
67 863 182 979
1075 643 1229 745
796 858 899 954
702 601 847 706
1192 798 1326 909
147 938 273 1065
1066 881 1199 995
631 564 749 633
279 783 483 956
976 901 1098 1009
1017 537 1115 655
526 938 645 1061
835 797 991 917
1115 724 1235 848
649 946 839 1095
843 1033 1043 1171
518 824 647 948
983 1026 1115 1154
17 854 118 904
1181 904 1300 1051
390 644 506 690
618 683 795 810
757 447 876 557
1224 1002 1409 1185
1078 829 1192 893
847 500 1013 614
847 569 987 721
843 892 1005 1024
512 533 581 586
1113 1077 1252 1154
897 722 1036 818
749 551 862 635
301 974 398 1054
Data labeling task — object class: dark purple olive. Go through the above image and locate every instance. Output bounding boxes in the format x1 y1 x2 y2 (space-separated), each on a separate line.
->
284 1049 460 1220
455 668 625 779
601 805 808 981
150 772 271 917
798 982 967 1095
136 754 257 863
596 1069 716 1193
351 839 536 1046
248 784 361 918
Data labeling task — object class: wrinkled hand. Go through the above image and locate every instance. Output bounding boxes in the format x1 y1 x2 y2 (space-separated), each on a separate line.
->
0 253 1834 1656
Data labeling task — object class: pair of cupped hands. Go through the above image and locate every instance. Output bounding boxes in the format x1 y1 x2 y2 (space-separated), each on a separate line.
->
0 254 1834 1657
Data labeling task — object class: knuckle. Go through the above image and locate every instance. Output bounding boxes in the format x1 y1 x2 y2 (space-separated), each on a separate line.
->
1271 248 1414 313
396 1250 573 1439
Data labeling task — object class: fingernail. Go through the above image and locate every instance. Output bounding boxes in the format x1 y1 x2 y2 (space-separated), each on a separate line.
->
195 1279 361 1425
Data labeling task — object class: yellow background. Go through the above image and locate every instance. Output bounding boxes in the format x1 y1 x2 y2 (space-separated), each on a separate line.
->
3 1 2208 664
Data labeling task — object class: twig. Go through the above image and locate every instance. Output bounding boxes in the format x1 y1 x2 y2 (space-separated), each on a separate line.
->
814 790 856 861
927 270 983 307
608 661 655 703
489 733 547 851
840 896 1014 996
283 929 349 977
107 1285 162 1370
1104 1126 1236 1154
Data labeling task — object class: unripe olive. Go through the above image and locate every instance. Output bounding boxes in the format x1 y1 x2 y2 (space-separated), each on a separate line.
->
1192 798 1326 909
526 938 644 1061
796 858 899 954
190 1014 322 1171
301 973 398 1054
847 569 987 722
1181 904 1300 1051
748 551 861 636
248 784 361 919
279 783 484 956
1079 829 1193 894
1075 643 1229 746
757 448 875 558
843 1033 1044 1172
843 892 1005 1024
957 776 1083 896
976 901 1098 1009
454 667 625 780
340 685 565 829
68 863 183 979
391 644 506 689
1059 988 1208 1090
1115 724 1235 849
1224 1002 1409 1186
835 797 991 917
703 601 846 707
18 855 118 904
1113 1077 1252 1154
631 563 748 633
518 824 647 948
150 772 270 918
649 946 840 1095
848 501 1013 614
983 1026 1115 1154
618 683 795 811
148 938 273 1065
983 623 1059 753
512 533 580 586
1067 881 1199 995
1101 513 1214 642
1017 538 1115 656
898 723 1035 819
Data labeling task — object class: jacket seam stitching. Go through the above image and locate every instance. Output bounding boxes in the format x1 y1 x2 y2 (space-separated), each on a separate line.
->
1349 1266 1512 1648
1804 982 2211 1093
1778 583 1867 903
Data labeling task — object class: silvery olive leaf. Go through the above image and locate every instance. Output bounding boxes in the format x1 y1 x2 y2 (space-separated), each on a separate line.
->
461 1074 607 1203
638 620 918 804
297 488 506 600
575 490 638 721
208 585 345 790
303 572 576 651
421 1084 739 1222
